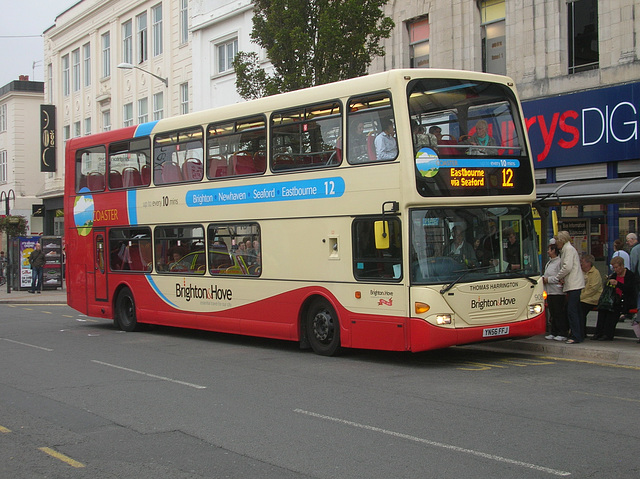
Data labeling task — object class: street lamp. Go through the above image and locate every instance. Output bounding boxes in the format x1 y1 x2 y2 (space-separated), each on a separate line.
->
117 62 168 87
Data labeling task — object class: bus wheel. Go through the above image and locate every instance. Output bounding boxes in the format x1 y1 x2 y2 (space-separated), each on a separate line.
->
115 288 139 332
306 299 341 356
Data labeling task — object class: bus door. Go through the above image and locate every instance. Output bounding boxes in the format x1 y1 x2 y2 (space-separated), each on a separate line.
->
93 230 108 301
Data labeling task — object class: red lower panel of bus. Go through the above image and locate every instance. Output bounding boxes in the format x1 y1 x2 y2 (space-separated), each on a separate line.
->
69 275 546 353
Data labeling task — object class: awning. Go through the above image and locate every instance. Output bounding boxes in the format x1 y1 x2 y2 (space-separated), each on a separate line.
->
535 176 640 206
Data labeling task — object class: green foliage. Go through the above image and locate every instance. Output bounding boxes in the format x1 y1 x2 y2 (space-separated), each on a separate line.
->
234 0 394 99
0 215 28 238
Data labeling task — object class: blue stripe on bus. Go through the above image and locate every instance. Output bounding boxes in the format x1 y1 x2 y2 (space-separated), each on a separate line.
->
127 190 137 225
146 275 178 308
134 121 159 137
185 177 346 207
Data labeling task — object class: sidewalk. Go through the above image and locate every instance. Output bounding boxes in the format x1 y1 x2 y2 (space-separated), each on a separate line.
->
0 283 67 305
1 285 639 365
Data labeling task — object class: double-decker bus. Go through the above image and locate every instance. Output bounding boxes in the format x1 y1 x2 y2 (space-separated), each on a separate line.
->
65 69 545 356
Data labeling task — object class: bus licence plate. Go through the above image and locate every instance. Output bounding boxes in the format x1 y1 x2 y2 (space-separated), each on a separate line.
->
482 326 510 338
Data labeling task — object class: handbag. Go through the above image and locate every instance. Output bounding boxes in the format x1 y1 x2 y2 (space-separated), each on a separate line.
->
597 284 616 311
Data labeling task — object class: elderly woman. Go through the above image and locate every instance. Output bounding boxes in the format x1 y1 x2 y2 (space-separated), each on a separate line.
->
592 256 637 341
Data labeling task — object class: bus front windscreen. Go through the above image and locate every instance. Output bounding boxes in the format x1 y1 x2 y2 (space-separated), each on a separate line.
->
410 205 540 285
407 78 534 197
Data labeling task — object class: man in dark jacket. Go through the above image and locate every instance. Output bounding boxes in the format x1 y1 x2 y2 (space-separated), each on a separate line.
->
28 243 46 293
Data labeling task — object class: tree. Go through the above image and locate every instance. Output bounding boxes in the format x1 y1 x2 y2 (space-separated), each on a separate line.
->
0 215 28 239
234 0 394 99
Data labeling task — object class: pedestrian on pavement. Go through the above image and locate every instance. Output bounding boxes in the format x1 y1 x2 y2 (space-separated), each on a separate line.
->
592 256 636 341
544 231 585 343
543 239 568 341
627 232 640 321
610 238 630 271
28 243 46 294
580 253 602 335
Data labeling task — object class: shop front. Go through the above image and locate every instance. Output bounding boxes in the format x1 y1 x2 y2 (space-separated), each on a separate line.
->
523 81 640 274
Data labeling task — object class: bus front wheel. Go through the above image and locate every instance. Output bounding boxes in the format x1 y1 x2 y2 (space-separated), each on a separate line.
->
306 299 342 356
115 288 140 332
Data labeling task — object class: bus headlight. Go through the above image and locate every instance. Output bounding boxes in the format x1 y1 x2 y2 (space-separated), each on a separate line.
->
436 314 452 325
529 303 543 315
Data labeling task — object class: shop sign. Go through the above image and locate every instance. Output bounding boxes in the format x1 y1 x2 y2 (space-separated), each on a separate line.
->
523 82 639 169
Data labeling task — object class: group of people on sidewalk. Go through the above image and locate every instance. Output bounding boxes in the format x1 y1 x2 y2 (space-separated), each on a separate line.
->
543 231 640 344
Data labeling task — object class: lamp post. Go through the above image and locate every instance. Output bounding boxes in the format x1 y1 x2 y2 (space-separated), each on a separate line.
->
1 189 16 293
117 62 168 87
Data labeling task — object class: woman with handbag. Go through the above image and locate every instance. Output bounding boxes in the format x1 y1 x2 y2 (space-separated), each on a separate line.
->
592 256 637 340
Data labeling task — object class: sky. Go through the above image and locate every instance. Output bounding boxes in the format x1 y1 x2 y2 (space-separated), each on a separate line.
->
0 1 76 87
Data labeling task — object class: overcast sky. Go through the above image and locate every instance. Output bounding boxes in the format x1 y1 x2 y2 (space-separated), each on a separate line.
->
0 1 75 87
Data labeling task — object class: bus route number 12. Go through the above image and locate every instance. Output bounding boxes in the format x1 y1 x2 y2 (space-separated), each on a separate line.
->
324 180 336 195
501 168 514 188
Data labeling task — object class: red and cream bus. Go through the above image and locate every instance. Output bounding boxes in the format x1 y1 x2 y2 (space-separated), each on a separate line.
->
65 69 545 356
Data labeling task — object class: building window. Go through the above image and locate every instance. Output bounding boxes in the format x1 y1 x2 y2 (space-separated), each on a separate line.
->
47 64 53 102
180 82 189 114
63 125 71 143
153 92 164 120
123 103 133 127
480 0 506 75
74 121 81 138
408 17 429 68
102 110 111 132
84 117 92 135
568 0 599 74
102 32 111 78
0 150 7 184
180 0 189 45
0 104 6 132
72 49 81 92
137 12 148 63
217 38 238 74
122 20 133 65
138 98 148 123
62 54 70 96
152 4 163 57
83 43 91 87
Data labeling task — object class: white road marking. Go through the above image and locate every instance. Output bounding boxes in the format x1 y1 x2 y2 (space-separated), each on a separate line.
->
294 409 571 476
91 360 207 389
0 337 53 351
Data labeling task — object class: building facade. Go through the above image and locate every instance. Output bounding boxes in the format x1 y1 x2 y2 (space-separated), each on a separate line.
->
0 77 46 249
42 0 193 234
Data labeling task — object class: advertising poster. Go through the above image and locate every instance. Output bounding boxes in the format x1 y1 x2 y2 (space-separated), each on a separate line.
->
18 237 40 289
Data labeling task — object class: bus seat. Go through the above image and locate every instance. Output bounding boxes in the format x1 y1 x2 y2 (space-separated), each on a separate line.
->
161 162 183 183
232 152 256 175
182 158 203 181
140 164 151 185
109 171 123 189
87 172 105 191
122 167 142 187
438 135 459 155
208 155 229 178
253 151 267 172
273 154 294 170
367 133 377 161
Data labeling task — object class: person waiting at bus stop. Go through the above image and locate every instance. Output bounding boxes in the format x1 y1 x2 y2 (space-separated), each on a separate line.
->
28 243 46 294
543 240 568 341
592 256 636 341
543 231 585 344
579 254 602 335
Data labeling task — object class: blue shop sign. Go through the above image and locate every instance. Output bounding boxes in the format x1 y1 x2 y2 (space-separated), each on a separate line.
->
522 82 639 169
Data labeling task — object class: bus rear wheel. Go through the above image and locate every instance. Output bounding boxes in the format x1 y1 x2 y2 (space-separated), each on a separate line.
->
115 288 140 332
306 299 341 356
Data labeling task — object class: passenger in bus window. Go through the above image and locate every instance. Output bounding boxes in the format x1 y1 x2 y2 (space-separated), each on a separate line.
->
447 226 477 267
503 227 521 270
374 119 397 160
411 120 437 152
465 119 496 155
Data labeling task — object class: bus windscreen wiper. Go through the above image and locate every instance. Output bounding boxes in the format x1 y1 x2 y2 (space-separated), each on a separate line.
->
440 266 492 294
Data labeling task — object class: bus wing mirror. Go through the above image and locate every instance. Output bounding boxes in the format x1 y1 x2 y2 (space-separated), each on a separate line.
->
374 221 390 250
